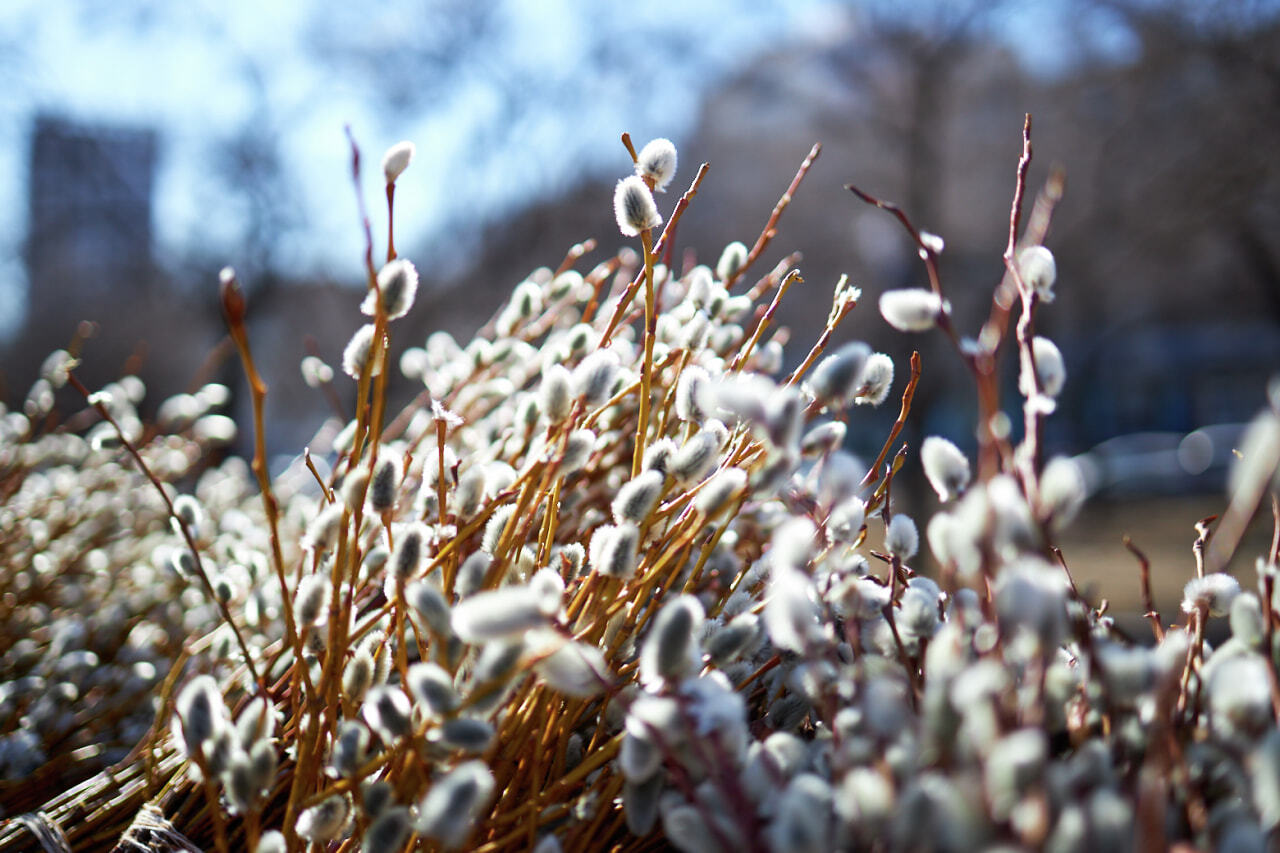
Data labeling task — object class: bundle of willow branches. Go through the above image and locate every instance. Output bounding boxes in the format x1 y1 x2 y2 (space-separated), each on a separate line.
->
2 121 1279 853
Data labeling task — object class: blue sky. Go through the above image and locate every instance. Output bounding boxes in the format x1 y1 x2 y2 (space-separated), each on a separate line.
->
0 0 1136 339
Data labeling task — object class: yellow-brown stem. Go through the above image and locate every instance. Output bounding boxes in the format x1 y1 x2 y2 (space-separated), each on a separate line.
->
632 228 657 478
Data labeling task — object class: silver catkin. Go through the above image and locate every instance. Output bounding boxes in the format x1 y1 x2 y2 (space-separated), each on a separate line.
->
370 453 401 514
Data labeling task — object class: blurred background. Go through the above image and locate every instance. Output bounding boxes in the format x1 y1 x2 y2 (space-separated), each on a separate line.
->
2 0 1278 615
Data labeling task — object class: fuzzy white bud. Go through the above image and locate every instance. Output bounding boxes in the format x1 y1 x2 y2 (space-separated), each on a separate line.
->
453 584 549 642
175 675 225 758
341 469 370 511
407 579 452 637
1017 245 1057 303
675 365 711 423
921 437 971 502
416 761 494 850
369 452 401 514
455 551 491 598
342 650 375 705
363 259 419 320
364 808 412 853
407 662 460 716
695 467 747 516
588 522 641 578
805 342 871 408
994 558 1069 646
635 138 678 192
801 421 846 458
879 289 947 333
533 636 612 697
827 498 866 543
440 717 494 752
381 140 415 183
612 470 665 524
644 437 678 476
571 349 620 407
614 176 662 237
173 494 204 531
482 504 515 555
1021 336 1066 399
1039 456 1086 529
293 574 329 628
342 324 383 379
671 430 720 484
297 796 350 844
1182 572 1240 617
886 514 919 560
362 686 413 742
640 595 705 685
391 524 428 583
560 429 597 474
771 517 817 569
765 565 822 654
854 353 894 406
539 364 574 423
716 241 749 282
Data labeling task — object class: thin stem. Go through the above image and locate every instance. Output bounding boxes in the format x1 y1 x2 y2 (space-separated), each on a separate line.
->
730 270 801 371
859 352 922 491
67 373 264 695
599 164 710 346
1124 536 1164 642
385 182 397 262
632 228 656 477
723 143 821 291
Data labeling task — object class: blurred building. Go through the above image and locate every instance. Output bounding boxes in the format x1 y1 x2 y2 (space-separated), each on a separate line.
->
9 114 360 456
25 115 157 315
5 114 223 413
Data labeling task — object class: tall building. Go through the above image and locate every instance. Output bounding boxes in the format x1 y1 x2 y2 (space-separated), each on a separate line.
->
25 114 157 318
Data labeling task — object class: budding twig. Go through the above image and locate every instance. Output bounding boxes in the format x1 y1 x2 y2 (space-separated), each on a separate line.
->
67 373 265 697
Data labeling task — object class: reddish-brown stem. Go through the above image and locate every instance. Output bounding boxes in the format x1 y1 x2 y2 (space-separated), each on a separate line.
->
845 183 942 297
1193 515 1217 579
554 238 597 276
860 352 922 490
1124 536 1164 642
723 143 821 291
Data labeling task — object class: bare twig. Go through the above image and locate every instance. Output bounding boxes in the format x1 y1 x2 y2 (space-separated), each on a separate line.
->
722 143 821 291
1123 536 1164 641
67 373 264 695
860 352 922 490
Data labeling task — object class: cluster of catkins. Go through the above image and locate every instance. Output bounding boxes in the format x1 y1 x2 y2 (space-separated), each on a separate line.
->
0 351 241 790
7 132 1280 853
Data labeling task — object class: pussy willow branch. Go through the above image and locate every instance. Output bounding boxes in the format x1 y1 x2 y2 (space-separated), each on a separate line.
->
1003 115 1034 272
632 225 657 477
783 279 858 389
1002 115 1050 499
860 351 922 493
1206 390 1280 572
1123 536 1164 642
220 271 300 662
723 143 821 292
730 270 802 372
847 115 1061 491
844 183 942 299
843 185 960 358
599 163 711 347
67 373 265 696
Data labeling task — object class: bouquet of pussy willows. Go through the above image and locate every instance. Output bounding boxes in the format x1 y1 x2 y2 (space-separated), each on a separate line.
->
4 121 1280 853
